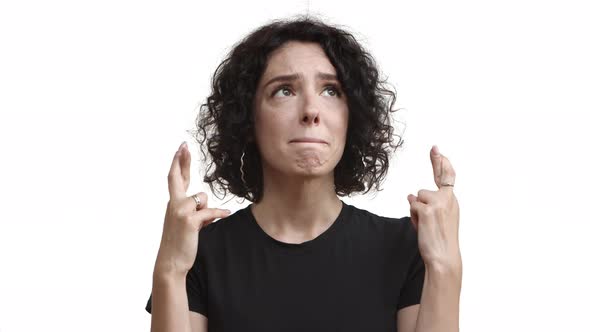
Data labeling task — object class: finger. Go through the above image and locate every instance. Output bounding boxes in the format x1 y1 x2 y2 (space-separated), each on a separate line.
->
416 189 437 204
430 145 456 191
198 207 231 231
430 145 443 188
407 194 418 231
186 192 208 214
178 143 192 193
408 193 427 210
168 142 188 200
408 208 418 231
195 192 208 210
439 153 457 192
172 192 208 215
191 208 231 229
407 194 427 231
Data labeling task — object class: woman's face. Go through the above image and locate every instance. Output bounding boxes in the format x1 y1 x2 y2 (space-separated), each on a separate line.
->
252 41 349 178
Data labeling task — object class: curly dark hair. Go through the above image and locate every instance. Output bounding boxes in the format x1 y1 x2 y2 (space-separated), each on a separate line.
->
192 14 404 203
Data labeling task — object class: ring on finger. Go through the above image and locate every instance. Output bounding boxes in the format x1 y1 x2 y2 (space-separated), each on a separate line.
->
191 194 201 211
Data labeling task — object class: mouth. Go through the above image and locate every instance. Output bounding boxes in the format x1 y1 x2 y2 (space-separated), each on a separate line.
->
291 141 325 144
289 138 328 144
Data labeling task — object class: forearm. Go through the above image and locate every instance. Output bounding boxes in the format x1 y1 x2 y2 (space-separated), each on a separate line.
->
151 270 191 332
415 261 462 332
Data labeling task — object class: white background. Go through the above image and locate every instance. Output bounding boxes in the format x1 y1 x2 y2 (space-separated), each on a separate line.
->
1 0 588 331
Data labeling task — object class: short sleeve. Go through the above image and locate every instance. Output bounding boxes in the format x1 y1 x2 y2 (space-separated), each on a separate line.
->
396 218 426 310
145 240 209 317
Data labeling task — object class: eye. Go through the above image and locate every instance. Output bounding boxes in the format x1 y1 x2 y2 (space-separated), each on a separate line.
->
322 85 342 97
272 85 293 97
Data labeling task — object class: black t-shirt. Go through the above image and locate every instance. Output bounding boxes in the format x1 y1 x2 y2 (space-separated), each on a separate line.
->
146 200 425 332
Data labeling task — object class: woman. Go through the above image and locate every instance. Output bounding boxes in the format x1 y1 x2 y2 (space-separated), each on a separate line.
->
146 15 462 332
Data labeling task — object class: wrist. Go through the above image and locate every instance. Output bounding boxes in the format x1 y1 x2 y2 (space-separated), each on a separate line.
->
425 256 463 280
153 259 189 281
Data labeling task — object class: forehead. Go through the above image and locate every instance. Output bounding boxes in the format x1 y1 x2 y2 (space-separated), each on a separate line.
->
261 41 336 78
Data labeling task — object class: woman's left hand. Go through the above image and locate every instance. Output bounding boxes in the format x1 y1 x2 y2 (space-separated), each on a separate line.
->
407 145 462 272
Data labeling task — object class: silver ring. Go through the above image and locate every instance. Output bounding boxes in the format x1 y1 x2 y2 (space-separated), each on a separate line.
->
441 183 454 187
191 194 201 211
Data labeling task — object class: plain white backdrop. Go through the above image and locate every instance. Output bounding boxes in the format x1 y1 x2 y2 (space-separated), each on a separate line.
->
1 0 588 331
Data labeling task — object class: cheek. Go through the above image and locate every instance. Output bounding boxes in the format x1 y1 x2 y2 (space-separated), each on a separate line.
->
257 115 287 140
254 112 291 155
342 113 349 132
336 110 349 139
258 103 298 130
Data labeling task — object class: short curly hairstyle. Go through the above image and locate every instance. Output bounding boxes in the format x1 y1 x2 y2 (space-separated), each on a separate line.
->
193 14 404 203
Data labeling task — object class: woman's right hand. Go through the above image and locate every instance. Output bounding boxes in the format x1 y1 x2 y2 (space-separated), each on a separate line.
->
153 141 231 278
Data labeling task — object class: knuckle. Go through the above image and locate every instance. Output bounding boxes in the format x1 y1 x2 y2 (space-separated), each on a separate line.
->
172 206 186 219
178 214 192 225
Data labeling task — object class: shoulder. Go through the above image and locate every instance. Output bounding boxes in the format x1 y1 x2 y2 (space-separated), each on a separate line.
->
347 203 408 223
346 204 417 250
348 203 412 233
196 206 250 250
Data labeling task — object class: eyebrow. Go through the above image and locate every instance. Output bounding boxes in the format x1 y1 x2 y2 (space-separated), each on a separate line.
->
263 72 339 88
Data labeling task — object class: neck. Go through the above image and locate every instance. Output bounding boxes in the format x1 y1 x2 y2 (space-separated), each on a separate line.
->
250 166 342 239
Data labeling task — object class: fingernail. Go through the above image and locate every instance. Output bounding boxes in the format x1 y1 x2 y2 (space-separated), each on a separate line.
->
224 209 231 214
178 141 186 151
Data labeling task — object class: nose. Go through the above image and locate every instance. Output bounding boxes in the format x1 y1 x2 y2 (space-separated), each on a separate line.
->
300 90 320 126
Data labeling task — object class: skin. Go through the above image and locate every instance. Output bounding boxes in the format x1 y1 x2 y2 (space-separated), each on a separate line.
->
249 40 349 244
